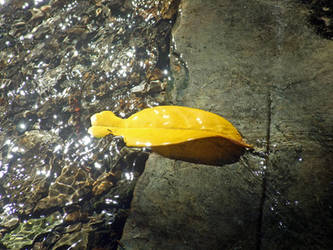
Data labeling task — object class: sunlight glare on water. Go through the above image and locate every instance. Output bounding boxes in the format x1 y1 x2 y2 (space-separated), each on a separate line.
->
0 0 177 247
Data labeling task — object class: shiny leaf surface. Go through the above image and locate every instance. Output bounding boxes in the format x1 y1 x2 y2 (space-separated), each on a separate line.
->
88 106 252 165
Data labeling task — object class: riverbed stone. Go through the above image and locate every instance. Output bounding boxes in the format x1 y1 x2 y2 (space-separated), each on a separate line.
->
120 0 333 249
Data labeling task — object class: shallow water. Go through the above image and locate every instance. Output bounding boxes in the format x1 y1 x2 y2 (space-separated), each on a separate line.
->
0 0 177 248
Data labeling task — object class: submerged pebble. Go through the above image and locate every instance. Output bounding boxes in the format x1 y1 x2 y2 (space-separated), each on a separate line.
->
0 0 179 248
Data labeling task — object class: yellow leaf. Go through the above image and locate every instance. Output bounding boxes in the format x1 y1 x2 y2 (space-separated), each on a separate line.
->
88 106 252 165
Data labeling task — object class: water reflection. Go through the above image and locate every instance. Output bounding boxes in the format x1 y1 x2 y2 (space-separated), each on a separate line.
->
0 0 176 248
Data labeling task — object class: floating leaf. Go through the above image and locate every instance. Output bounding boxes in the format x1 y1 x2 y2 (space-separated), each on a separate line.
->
88 106 252 165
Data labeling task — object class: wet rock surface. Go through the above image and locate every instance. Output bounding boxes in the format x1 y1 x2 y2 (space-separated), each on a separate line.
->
121 153 261 250
120 0 333 249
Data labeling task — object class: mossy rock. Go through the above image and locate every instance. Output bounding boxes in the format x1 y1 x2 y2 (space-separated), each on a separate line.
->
0 212 62 249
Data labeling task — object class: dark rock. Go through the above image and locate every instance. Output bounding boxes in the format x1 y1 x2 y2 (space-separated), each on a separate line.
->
121 153 261 249
120 0 333 249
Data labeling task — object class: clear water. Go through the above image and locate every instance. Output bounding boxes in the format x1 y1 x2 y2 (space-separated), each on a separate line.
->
0 0 176 248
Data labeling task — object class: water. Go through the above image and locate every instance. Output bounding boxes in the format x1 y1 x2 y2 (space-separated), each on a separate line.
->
0 0 178 248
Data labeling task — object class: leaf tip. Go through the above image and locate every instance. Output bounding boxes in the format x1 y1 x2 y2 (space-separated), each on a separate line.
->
90 113 98 125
